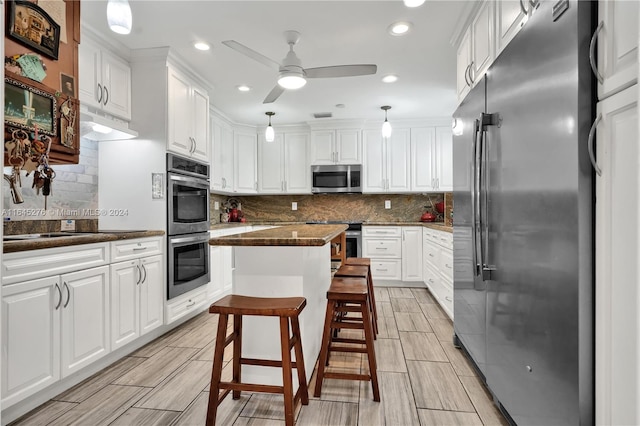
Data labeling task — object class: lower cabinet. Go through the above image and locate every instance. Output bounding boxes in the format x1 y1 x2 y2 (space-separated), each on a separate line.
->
423 228 454 319
401 227 423 281
362 225 426 282
2 265 111 408
208 245 232 303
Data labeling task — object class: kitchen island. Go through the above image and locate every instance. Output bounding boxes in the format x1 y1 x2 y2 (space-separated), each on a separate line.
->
208 224 347 387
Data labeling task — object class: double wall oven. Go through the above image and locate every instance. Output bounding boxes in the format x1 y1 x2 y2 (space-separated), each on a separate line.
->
167 153 210 299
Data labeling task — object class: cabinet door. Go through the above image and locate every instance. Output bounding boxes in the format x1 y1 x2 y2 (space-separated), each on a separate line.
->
101 50 132 120
191 87 210 162
60 266 110 378
110 260 139 351
495 0 528 56
402 228 423 281
336 129 361 164
167 68 193 156
362 129 386 192
310 130 335 165
208 246 224 302
79 40 102 109
1 276 61 408
470 0 494 84
284 133 310 193
234 131 258 193
595 86 639 426
222 247 233 293
258 133 284 193
140 255 164 335
435 126 453 191
387 128 411 192
411 127 437 192
221 124 235 192
456 28 472 103
210 116 224 191
597 1 639 100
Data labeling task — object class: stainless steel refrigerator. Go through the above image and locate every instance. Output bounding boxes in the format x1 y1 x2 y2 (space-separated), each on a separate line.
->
452 1 594 424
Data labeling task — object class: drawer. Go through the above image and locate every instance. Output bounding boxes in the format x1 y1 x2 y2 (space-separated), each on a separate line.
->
439 248 454 282
423 241 440 270
111 237 163 262
164 287 208 325
363 238 401 258
3 243 109 285
423 264 453 319
369 259 402 280
363 226 401 237
424 228 453 248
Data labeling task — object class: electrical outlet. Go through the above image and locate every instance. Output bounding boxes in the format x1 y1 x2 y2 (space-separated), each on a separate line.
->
61 219 75 231
385 200 391 209
214 201 220 210
292 202 298 211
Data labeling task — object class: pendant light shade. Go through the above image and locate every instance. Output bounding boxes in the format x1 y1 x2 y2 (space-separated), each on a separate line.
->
404 0 426 7
107 0 132 35
381 106 392 138
265 112 276 142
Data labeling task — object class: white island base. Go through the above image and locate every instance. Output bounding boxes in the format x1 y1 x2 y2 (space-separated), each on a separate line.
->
232 244 331 388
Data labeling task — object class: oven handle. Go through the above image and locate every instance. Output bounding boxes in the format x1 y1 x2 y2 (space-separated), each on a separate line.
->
169 234 211 245
168 173 210 190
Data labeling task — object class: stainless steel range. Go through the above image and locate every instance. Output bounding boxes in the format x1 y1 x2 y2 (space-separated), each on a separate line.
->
307 221 361 258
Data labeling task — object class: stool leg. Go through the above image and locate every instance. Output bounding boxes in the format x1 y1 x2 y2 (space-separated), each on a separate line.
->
206 313 230 426
314 299 335 398
232 314 242 399
279 316 295 426
367 269 379 336
291 316 309 405
361 301 380 402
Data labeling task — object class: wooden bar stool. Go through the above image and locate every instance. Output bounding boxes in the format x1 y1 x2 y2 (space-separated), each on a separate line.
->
334 263 378 336
206 295 309 426
344 257 378 332
314 276 380 402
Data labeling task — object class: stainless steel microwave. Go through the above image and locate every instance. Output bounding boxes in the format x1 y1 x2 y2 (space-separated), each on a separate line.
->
311 164 362 193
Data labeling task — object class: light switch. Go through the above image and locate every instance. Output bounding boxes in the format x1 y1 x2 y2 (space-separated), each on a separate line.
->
385 200 391 209
292 202 298 211
214 201 220 210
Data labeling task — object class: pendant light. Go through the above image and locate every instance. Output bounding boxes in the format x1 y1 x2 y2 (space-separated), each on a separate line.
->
107 0 133 35
381 106 392 138
404 0 426 7
265 112 276 142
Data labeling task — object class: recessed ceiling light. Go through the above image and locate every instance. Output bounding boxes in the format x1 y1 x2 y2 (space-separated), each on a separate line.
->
404 0 426 7
382 74 398 83
388 21 413 36
236 85 252 92
335 104 345 108
194 42 210 51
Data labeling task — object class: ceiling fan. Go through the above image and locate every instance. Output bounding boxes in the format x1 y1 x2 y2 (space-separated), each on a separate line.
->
222 30 377 104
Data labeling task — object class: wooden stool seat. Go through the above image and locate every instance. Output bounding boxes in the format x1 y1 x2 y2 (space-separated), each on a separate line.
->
206 295 309 426
334 263 378 336
314 276 380 402
209 294 306 317
345 257 370 266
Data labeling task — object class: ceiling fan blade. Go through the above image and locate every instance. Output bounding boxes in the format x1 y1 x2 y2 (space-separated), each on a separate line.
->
222 40 280 71
304 64 377 78
263 85 285 104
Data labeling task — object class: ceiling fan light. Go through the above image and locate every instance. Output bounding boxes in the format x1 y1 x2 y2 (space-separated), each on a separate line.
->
404 0 426 7
107 0 132 35
278 71 307 90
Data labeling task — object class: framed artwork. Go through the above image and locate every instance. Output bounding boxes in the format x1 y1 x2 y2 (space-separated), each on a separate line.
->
60 73 75 97
4 76 57 136
7 0 61 60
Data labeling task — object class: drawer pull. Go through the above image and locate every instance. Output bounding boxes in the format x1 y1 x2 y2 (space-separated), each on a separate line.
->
445 263 452 269
429 253 434 257
133 247 148 251
445 296 452 302
186 301 195 308
376 247 388 250
377 268 388 272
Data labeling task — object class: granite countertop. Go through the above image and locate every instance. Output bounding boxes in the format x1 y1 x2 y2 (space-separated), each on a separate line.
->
3 230 165 253
363 221 453 233
209 224 348 247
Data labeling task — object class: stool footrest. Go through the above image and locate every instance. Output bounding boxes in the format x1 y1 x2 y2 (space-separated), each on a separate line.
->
330 320 363 330
324 371 372 382
241 357 300 369
220 382 284 395
332 337 366 345
335 306 363 313
329 345 368 354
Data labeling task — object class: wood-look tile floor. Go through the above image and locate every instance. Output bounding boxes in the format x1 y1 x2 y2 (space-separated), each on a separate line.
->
11 287 508 426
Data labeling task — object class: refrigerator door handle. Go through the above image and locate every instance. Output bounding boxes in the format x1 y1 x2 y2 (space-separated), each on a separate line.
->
472 117 483 277
479 113 500 281
589 22 604 84
588 113 603 176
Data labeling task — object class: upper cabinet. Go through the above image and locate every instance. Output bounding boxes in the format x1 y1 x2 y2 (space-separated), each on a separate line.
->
595 0 639 100
495 0 528 57
168 66 210 162
211 115 235 192
234 129 258 194
457 1 494 103
310 129 361 165
79 37 132 120
258 131 310 194
410 126 453 192
362 128 411 193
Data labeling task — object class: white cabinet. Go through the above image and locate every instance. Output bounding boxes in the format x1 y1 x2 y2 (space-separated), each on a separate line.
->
410 126 452 192
211 115 235 192
595 84 639 426
310 129 361 165
168 66 210 162
234 130 258 193
595 1 639 100
363 226 402 281
258 132 310 194
79 37 132 120
457 1 494 103
362 128 411 193
495 0 529 57
423 228 453 319
401 227 423 281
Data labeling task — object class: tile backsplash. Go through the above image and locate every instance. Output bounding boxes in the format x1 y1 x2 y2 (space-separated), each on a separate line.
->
210 193 449 224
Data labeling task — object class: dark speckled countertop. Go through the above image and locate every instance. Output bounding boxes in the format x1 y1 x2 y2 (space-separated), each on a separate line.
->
209 224 348 247
3 231 165 253
211 221 452 233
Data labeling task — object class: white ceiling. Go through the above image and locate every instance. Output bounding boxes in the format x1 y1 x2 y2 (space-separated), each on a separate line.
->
81 1 473 127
